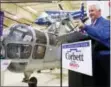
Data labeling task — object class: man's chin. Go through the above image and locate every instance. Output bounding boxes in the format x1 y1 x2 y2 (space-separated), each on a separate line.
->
91 18 96 22
90 16 95 20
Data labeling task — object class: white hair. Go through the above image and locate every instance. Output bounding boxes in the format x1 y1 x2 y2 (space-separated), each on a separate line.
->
89 4 101 11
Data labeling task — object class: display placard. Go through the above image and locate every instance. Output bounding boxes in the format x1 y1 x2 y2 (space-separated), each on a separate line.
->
62 40 92 76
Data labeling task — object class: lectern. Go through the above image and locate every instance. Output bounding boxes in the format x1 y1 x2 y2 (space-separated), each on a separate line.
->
61 31 95 87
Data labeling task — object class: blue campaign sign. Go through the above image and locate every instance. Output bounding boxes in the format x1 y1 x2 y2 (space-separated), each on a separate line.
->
0 11 4 36
62 40 93 76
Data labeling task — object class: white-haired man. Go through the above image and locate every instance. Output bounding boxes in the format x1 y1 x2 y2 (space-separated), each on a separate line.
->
74 4 110 87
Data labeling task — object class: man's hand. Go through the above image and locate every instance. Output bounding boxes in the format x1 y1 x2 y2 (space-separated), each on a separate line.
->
72 19 85 29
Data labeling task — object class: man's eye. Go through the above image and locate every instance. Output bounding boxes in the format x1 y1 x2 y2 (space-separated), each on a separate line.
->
89 10 93 13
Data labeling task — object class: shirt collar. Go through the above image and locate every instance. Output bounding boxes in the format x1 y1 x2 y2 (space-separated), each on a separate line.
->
91 16 102 25
92 19 97 25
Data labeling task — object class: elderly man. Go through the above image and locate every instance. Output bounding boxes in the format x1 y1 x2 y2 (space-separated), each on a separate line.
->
74 4 110 87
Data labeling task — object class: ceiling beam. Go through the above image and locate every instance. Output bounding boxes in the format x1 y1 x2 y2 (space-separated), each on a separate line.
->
1 0 60 3
3 24 9 27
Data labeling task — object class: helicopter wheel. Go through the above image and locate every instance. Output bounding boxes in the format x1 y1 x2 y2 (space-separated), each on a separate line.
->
50 68 54 70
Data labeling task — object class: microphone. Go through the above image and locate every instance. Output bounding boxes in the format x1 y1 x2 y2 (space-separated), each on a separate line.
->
82 16 89 23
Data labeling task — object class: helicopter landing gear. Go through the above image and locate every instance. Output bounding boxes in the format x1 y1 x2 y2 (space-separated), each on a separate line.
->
37 70 41 73
28 77 37 87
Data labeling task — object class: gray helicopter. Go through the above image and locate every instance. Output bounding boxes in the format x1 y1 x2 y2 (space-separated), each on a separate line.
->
1 4 88 82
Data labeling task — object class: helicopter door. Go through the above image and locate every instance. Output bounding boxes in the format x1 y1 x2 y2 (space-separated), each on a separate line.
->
43 46 57 69
31 45 46 70
29 29 47 70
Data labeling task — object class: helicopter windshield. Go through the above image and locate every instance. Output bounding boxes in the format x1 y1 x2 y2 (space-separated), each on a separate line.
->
7 43 32 59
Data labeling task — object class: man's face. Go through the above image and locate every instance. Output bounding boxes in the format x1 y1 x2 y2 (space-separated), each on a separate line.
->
89 5 101 21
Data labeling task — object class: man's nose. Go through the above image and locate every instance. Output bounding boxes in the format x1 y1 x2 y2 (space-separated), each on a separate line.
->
89 11 91 14
89 13 92 16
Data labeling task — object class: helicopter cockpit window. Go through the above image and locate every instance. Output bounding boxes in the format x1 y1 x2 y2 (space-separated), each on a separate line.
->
35 30 47 44
32 30 46 59
8 25 33 42
7 30 23 41
32 45 46 59
7 43 32 59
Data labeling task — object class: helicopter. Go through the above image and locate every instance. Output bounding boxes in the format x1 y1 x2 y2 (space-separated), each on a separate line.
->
1 3 88 82
35 3 86 25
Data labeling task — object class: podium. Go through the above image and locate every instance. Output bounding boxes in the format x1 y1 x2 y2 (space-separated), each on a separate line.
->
62 31 110 87
61 31 95 87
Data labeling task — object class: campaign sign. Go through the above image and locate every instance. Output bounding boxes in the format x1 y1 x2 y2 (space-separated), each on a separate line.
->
62 40 92 76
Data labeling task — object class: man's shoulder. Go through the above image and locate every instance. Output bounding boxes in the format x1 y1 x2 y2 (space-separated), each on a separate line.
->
100 17 109 22
99 17 110 25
